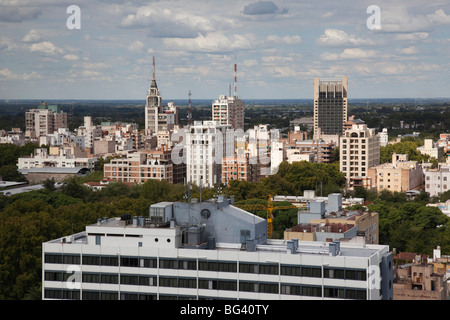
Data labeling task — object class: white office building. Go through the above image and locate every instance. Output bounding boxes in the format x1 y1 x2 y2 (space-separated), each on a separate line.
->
42 197 393 300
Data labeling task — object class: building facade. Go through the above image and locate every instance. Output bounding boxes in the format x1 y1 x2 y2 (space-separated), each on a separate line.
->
25 102 67 139
185 121 233 188
367 153 423 192
42 197 393 300
103 146 185 184
144 58 178 137
212 95 244 130
313 77 348 140
340 122 380 189
424 164 450 197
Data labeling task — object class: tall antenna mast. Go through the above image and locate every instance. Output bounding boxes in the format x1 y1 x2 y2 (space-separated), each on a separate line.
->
188 90 192 125
152 56 156 80
234 54 237 97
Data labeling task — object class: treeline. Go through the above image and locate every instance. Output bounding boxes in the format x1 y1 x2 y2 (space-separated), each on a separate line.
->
1 160 449 299
0 142 39 182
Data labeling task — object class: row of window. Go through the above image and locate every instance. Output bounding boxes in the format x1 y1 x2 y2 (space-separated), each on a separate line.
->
45 254 367 281
44 280 366 300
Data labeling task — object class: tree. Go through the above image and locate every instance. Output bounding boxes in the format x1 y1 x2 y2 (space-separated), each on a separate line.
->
42 178 56 191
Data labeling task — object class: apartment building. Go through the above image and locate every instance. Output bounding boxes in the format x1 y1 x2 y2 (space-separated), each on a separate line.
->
340 122 380 189
185 121 233 188
394 254 447 300
424 164 450 197
367 153 423 192
418 139 444 161
42 197 393 300
212 94 244 130
25 102 67 139
291 193 379 245
103 146 185 184
17 147 97 171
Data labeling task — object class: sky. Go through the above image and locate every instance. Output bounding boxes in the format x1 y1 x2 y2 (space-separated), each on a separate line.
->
0 0 450 101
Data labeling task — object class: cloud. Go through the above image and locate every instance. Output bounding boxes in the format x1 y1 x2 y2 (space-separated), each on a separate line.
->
63 54 79 61
128 40 144 52
0 6 41 22
243 1 288 15
266 35 302 44
119 5 215 38
396 46 418 55
22 29 43 43
0 68 41 81
29 41 64 55
321 48 378 60
382 8 450 33
394 32 429 41
163 32 257 52
317 29 375 46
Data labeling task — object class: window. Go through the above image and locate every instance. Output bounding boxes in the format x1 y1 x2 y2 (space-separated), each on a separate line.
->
301 266 322 278
259 264 279 275
259 282 278 294
82 255 100 266
324 287 345 298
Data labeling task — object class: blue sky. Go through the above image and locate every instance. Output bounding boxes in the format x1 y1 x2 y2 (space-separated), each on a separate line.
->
0 0 449 100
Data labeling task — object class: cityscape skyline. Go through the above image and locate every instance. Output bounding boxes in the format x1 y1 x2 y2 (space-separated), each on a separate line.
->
1 1 450 100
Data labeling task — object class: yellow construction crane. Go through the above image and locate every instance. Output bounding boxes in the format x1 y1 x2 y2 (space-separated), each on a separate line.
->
235 195 298 239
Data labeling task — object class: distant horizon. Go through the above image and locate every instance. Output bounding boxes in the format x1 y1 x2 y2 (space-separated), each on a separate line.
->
1 1 449 101
2 97 450 104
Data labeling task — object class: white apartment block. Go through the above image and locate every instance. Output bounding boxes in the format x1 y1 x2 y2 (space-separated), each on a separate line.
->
424 165 450 197
212 95 244 130
42 198 393 300
418 139 444 161
75 116 102 150
185 121 234 188
17 147 97 171
340 122 380 189
379 128 388 147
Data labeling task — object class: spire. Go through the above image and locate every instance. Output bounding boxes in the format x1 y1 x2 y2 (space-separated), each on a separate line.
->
151 56 158 89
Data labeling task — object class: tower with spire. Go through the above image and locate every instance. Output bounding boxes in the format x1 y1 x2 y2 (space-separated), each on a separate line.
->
145 57 178 138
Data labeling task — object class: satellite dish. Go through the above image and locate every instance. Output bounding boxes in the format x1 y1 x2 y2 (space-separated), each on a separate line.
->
201 209 211 219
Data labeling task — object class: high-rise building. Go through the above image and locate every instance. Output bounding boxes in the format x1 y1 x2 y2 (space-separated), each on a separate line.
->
313 77 348 141
339 121 380 189
144 57 178 137
212 95 244 130
185 121 233 188
42 197 393 300
25 101 67 139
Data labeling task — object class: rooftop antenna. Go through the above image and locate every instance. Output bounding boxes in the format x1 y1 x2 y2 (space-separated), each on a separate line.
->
152 56 156 81
188 90 192 125
234 54 237 97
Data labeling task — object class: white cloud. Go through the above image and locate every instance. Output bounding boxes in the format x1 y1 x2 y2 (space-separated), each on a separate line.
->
22 29 42 43
321 48 378 60
395 32 429 41
163 32 257 52
30 41 64 55
119 5 216 38
63 54 79 61
266 35 302 44
128 40 144 52
396 46 418 55
0 68 41 80
382 8 450 33
317 29 375 46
